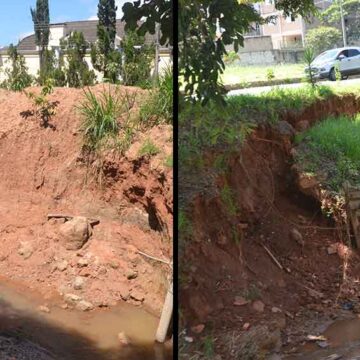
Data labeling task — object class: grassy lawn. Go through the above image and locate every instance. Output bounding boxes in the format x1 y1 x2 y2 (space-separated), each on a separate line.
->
221 63 305 85
295 113 360 192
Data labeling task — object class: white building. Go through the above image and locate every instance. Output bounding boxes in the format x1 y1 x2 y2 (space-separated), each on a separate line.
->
0 19 171 82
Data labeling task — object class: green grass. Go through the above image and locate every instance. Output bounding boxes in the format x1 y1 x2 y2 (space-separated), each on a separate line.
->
78 86 135 150
221 63 304 85
164 154 173 168
295 113 360 192
138 139 160 157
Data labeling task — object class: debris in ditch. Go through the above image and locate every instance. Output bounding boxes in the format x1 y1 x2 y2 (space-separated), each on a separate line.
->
262 244 284 271
252 300 265 312
324 355 343 360
306 335 327 341
341 301 354 311
191 324 205 334
316 340 329 348
290 228 304 247
233 296 249 306
184 336 194 343
243 323 251 330
327 244 338 255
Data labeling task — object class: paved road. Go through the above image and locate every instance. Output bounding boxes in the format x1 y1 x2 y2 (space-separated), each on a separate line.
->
227 77 360 96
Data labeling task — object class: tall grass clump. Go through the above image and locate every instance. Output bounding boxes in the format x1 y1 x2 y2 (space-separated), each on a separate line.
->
140 66 173 126
78 86 135 151
295 114 360 191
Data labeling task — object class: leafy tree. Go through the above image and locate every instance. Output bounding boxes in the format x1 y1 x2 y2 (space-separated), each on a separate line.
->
177 0 318 104
30 0 50 76
121 31 154 86
321 0 360 45
91 0 121 82
305 26 342 55
1 45 33 91
122 0 173 46
61 31 96 88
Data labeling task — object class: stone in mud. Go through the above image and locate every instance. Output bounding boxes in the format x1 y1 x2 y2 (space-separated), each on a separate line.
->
191 324 205 334
117 332 130 345
296 120 310 132
130 289 145 303
274 121 295 136
38 305 50 313
56 260 68 272
77 258 89 267
252 300 265 312
73 276 85 290
76 300 94 311
126 270 138 280
18 241 34 259
59 217 91 250
64 293 82 304
290 228 304 246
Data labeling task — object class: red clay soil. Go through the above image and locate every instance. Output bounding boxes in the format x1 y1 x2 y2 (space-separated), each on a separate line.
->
180 94 360 357
0 85 172 315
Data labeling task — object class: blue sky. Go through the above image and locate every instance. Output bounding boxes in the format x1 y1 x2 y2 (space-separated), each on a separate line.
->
0 0 129 47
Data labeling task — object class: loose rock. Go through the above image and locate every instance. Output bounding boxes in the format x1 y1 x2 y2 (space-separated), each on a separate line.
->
191 324 205 334
73 276 85 290
117 332 130 345
76 300 94 311
77 258 89 267
64 293 81 304
59 217 91 250
290 228 304 246
126 270 138 280
18 241 34 259
252 300 265 312
38 305 50 313
56 260 68 272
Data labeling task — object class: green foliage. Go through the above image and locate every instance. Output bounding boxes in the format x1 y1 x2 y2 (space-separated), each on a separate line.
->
164 154 173 168
303 47 317 88
122 0 172 46
61 31 95 88
121 31 155 87
140 66 173 126
24 78 58 127
1 45 33 91
305 26 342 55
78 86 135 150
243 284 261 301
179 210 192 238
321 0 360 45
220 184 238 216
334 61 342 81
178 0 318 104
295 114 360 192
223 51 240 65
266 68 275 81
31 0 50 73
138 138 160 157
203 336 215 359
91 0 121 82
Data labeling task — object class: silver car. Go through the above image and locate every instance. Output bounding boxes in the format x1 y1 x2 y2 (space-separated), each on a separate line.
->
306 47 360 81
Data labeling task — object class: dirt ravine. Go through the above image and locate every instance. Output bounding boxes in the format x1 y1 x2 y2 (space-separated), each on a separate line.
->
0 85 173 316
180 94 360 358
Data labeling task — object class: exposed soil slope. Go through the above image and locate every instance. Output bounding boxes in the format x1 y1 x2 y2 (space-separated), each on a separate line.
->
180 94 360 358
0 85 173 315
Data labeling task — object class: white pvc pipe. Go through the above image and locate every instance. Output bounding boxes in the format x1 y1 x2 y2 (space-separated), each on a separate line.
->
155 280 173 343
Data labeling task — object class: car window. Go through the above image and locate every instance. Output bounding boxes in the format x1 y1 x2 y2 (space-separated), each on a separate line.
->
348 49 360 57
314 49 338 62
339 50 349 57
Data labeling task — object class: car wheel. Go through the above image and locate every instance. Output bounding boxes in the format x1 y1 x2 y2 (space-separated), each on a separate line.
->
329 68 336 81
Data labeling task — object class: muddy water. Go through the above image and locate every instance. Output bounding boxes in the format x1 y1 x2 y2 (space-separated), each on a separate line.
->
285 318 360 360
0 280 172 360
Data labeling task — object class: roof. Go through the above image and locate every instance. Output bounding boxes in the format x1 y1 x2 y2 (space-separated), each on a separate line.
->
17 19 164 52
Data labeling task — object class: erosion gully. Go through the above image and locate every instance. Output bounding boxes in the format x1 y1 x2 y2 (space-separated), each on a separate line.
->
0 276 171 360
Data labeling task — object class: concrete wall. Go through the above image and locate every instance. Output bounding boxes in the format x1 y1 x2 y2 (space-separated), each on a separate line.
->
237 36 273 53
236 49 304 66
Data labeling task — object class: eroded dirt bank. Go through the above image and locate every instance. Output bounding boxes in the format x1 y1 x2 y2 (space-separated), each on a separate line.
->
180 94 360 358
0 85 172 332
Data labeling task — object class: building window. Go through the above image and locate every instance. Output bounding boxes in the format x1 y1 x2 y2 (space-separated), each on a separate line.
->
286 15 296 23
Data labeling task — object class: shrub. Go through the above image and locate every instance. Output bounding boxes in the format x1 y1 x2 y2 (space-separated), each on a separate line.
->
61 31 96 88
24 78 59 128
305 26 341 56
303 47 317 88
223 50 240 65
78 86 136 150
266 68 275 81
140 66 173 126
121 31 154 87
1 45 33 91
